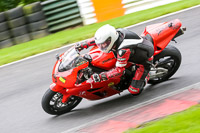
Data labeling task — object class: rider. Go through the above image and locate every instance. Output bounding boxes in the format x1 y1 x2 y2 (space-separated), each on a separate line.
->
75 24 154 95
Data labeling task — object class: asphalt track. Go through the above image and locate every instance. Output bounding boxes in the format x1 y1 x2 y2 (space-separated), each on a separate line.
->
0 6 200 133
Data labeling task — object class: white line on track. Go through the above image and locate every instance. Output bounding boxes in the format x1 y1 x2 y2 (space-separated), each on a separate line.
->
63 82 200 133
0 4 199 69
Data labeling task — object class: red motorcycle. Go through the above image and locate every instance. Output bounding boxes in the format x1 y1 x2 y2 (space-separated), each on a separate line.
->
42 19 186 115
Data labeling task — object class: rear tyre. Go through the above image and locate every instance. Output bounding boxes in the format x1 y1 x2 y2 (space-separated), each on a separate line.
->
41 89 82 115
148 45 182 84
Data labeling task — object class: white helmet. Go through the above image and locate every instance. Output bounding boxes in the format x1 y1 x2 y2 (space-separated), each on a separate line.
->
94 24 119 53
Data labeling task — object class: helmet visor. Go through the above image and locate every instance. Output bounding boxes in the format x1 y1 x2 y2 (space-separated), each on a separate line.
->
96 37 111 52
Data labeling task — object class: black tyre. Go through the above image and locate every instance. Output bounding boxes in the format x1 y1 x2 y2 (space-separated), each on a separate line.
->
30 29 49 39
23 2 42 15
5 7 24 20
148 45 182 84
10 25 28 37
0 22 9 32
0 39 14 49
13 34 31 44
8 17 26 28
41 89 82 115
26 11 46 23
0 30 11 41
0 12 6 22
27 20 48 32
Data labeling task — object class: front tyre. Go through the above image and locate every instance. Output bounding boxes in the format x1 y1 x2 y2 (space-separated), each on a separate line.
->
148 45 182 84
41 89 82 115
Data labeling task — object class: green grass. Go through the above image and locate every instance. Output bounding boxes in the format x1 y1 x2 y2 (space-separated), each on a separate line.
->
0 0 200 66
125 104 200 133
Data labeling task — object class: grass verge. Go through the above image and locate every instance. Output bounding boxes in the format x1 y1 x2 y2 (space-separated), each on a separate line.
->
0 0 200 66
125 104 200 133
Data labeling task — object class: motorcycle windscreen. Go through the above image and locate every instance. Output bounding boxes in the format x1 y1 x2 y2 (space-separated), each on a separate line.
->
59 48 88 72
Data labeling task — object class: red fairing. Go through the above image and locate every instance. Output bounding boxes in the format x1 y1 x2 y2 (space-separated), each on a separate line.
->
142 19 182 55
52 58 89 88
50 83 64 91
89 48 117 70
75 78 121 100
50 47 120 101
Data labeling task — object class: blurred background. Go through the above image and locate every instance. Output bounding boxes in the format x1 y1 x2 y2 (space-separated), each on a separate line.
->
0 0 180 48
0 0 200 133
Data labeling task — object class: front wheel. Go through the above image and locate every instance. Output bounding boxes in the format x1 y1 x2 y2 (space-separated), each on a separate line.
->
41 89 82 115
148 45 182 84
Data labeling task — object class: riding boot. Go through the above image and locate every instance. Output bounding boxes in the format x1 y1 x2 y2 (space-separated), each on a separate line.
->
128 64 150 96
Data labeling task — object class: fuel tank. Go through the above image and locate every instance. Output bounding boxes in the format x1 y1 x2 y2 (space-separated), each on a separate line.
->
89 47 117 70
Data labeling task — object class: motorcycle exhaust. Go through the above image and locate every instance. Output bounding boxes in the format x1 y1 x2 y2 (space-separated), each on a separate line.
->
149 67 168 80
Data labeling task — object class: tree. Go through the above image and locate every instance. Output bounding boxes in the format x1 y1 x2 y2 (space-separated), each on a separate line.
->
0 0 21 12
0 0 46 12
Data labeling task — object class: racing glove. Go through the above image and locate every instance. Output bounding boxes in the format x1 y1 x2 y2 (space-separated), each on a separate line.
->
75 41 89 52
92 73 108 82
75 42 84 51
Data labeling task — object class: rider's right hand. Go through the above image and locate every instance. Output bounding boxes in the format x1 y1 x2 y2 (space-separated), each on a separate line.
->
92 73 101 82
91 72 108 82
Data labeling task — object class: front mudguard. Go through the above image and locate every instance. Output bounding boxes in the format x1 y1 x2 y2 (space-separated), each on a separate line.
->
50 83 65 91
49 83 71 103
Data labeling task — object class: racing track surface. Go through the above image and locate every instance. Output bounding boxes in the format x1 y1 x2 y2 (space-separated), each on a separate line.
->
0 6 200 133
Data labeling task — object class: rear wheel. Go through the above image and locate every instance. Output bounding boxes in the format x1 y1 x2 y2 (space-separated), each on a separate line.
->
148 45 181 84
41 89 82 115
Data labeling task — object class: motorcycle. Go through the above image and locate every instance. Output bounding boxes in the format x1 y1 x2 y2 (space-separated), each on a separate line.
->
42 19 186 115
